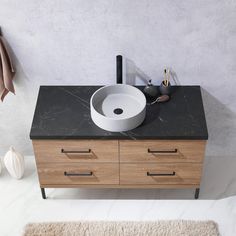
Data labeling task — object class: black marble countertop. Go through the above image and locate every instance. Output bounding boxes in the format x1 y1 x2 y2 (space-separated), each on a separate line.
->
30 86 208 140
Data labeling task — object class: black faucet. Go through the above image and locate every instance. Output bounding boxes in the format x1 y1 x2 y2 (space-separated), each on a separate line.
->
116 55 123 84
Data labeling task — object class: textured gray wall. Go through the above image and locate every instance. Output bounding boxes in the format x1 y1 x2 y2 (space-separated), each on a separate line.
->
0 0 236 159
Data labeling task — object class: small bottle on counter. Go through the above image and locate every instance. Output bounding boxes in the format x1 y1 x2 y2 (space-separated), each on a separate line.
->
143 79 159 100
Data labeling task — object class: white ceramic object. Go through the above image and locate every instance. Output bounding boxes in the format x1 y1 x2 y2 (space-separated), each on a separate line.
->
4 147 25 179
90 84 146 132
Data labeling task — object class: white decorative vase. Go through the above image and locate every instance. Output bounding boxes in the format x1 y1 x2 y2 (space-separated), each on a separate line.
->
4 146 25 179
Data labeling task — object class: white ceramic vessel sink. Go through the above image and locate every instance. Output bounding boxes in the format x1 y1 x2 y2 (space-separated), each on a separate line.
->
90 84 146 132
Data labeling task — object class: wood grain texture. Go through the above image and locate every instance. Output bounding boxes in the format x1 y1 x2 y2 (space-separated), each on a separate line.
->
38 163 119 185
40 184 200 188
120 163 202 185
33 140 119 163
33 139 206 190
120 140 206 163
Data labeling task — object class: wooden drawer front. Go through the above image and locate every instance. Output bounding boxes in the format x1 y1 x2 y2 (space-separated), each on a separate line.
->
120 163 202 185
38 163 119 185
33 140 118 163
120 140 205 163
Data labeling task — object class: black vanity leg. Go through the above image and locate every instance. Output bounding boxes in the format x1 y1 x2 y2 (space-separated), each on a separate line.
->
41 188 46 199
194 188 200 199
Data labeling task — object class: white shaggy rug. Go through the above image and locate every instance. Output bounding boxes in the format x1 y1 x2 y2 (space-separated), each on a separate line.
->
23 220 219 236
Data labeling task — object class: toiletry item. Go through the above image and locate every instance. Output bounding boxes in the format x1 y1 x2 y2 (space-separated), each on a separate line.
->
4 146 24 179
143 80 158 99
166 68 170 85
149 94 170 105
163 68 171 86
160 81 171 95
160 69 171 95
163 69 167 86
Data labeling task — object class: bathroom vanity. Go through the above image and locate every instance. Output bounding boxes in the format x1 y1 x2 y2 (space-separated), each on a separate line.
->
30 86 208 199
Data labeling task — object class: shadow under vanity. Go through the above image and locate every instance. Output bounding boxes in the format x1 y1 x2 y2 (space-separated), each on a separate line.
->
30 86 208 199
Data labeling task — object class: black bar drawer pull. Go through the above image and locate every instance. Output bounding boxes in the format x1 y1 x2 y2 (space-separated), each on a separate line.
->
64 171 93 176
61 149 91 154
147 171 176 176
148 148 178 154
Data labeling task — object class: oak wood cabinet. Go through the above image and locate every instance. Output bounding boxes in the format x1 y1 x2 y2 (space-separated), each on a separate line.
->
33 139 206 199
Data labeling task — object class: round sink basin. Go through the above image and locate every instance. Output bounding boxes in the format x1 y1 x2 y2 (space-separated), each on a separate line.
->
90 84 146 132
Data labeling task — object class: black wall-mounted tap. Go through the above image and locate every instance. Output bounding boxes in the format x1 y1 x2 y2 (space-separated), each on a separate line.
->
116 55 122 84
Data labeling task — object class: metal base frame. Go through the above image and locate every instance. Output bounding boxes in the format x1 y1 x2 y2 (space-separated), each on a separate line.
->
40 187 200 200
41 188 46 199
194 188 200 199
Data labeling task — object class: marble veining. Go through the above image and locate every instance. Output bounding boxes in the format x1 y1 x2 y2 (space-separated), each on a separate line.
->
30 86 208 140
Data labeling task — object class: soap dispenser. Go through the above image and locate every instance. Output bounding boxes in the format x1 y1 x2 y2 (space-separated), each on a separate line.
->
143 80 158 99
